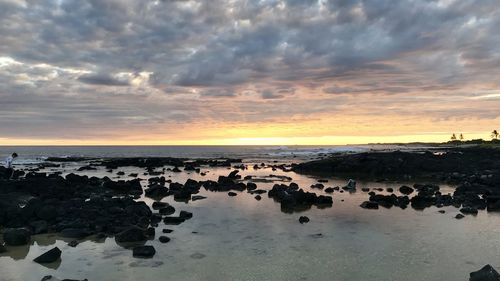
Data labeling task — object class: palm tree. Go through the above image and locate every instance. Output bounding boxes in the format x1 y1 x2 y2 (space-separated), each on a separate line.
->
459 133 464 141
492 130 499 140
451 133 457 141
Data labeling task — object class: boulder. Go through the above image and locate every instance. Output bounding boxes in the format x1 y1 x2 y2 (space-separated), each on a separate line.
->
159 206 175 215
159 236 170 243
133 245 156 258
179 210 193 220
3 228 31 246
34 247 61 263
30 220 48 235
163 216 186 225
470 264 500 281
345 179 356 190
460 207 479 215
360 201 379 209
36 205 58 221
399 185 414 195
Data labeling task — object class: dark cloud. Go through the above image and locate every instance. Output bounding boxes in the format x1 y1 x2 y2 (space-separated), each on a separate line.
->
0 0 499 140
77 73 130 86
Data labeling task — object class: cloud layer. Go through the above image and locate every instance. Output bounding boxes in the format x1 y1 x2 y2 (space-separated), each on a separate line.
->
0 0 499 143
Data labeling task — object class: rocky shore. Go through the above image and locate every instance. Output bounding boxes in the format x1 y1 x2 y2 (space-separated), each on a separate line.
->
1 146 499 280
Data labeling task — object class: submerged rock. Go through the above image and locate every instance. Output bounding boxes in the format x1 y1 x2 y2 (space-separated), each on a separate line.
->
41 276 88 281
115 226 148 243
34 247 61 263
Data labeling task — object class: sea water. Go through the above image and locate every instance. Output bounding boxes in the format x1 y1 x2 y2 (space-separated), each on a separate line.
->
0 146 495 281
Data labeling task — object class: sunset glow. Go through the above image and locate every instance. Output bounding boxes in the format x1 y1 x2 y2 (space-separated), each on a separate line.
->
0 1 499 145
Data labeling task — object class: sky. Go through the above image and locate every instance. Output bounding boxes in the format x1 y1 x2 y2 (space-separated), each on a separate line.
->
0 0 499 145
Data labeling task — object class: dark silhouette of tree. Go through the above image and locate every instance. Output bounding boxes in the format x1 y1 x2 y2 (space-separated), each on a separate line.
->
451 133 457 141
492 130 499 140
459 133 464 141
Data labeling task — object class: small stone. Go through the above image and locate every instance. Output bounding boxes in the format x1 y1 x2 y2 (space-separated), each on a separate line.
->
299 216 310 224
159 236 170 243
68 240 79 247
455 213 465 219
228 192 237 197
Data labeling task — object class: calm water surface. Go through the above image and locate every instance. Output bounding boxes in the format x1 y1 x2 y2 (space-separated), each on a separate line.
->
0 147 496 281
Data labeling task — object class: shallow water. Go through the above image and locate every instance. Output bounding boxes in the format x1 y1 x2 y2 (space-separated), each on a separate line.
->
1 159 498 281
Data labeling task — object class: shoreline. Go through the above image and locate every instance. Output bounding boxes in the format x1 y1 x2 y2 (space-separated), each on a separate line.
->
1 146 500 280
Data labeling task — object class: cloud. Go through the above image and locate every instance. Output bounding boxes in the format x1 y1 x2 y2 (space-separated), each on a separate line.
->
77 73 131 86
0 0 499 142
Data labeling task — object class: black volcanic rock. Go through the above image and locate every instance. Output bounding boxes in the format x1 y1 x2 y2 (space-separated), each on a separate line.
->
34 247 61 263
299 216 310 224
470 264 500 281
133 245 156 258
115 226 148 243
3 228 31 246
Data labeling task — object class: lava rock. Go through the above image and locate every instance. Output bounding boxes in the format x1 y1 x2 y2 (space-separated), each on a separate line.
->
179 210 193 220
360 201 379 209
133 245 156 258
399 185 414 195
115 226 148 243
3 228 31 246
228 192 237 197
159 206 176 215
299 216 310 224
163 216 186 225
470 264 500 281
455 213 465 219
324 187 334 193
33 247 61 263
159 236 170 243
460 207 479 215
60 228 91 239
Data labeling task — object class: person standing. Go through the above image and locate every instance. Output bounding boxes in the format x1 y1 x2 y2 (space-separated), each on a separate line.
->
5 153 18 180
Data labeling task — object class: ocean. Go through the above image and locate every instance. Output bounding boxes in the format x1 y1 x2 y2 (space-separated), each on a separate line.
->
0 144 430 165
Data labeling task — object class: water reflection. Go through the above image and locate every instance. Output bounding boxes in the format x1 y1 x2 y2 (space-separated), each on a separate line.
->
1 161 497 281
